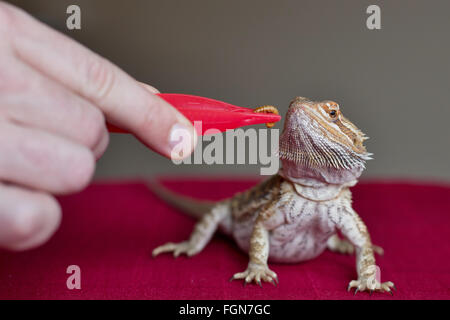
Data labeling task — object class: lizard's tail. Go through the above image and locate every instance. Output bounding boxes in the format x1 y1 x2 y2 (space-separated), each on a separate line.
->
148 181 216 220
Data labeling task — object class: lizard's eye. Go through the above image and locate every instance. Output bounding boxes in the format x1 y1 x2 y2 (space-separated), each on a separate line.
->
323 102 340 120
329 109 339 119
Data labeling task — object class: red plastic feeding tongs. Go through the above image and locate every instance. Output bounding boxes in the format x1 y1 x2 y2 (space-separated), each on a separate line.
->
107 93 281 135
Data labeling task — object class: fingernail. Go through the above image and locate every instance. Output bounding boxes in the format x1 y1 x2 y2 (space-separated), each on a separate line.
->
139 82 160 94
93 131 110 160
168 122 197 160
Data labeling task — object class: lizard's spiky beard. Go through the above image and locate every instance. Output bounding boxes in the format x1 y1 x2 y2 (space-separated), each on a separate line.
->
279 97 372 185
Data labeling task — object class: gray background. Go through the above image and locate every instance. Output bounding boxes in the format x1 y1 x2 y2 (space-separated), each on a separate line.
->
8 0 450 181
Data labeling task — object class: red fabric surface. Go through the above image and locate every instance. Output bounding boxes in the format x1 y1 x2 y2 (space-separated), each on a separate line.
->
0 178 449 300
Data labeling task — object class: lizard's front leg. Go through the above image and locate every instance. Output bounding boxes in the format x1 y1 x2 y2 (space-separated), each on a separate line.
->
331 204 395 295
152 203 229 257
230 219 277 286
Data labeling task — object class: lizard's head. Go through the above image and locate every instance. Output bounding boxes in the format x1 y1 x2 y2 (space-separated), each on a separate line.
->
279 97 372 185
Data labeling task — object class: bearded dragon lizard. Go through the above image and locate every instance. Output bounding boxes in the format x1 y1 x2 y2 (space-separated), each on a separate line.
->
151 97 395 295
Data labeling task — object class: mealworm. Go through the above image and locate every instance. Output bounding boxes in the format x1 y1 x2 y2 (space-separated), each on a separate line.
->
253 105 279 128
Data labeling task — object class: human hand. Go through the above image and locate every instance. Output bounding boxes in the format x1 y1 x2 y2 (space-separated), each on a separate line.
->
0 2 197 250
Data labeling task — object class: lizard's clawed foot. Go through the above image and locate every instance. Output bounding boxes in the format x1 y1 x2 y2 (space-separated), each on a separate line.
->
347 278 396 296
371 244 384 256
332 242 384 255
230 263 278 287
327 235 384 256
328 238 355 254
152 241 200 258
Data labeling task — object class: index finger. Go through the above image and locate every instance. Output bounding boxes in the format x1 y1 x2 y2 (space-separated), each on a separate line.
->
3 3 196 159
